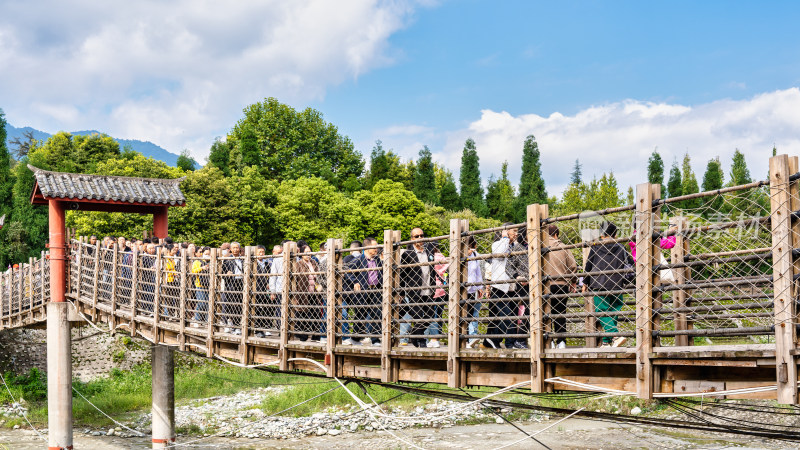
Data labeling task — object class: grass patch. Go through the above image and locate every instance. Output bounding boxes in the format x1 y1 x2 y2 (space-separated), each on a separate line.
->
260 379 428 417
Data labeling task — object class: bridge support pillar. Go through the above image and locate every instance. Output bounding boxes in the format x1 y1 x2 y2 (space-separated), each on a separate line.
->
152 345 175 449
47 301 73 449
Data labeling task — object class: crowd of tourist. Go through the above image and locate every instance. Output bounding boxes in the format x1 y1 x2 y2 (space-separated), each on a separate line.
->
8 219 644 350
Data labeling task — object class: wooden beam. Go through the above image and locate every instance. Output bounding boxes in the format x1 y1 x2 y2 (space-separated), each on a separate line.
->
635 182 660 399
178 249 188 352
130 245 139 339
91 242 101 320
447 218 464 388
769 154 798 404
326 238 341 377
205 250 218 358
153 247 163 344
240 246 251 364
279 241 296 371
110 244 119 322
671 216 691 346
380 231 394 382
528 203 547 392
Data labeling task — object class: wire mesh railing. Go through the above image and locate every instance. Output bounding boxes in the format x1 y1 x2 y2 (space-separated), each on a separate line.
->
336 242 384 346
287 249 327 343
249 252 280 338
391 234 452 349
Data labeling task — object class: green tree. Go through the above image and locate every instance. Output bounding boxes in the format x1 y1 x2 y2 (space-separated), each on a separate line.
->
459 138 486 216
647 149 665 194
355 179 441 239
170 167 278 246
667 159 682 199
438 171 460 211
485 162 516 222
226 97 364 191
570 159 582 185
364 140 406 189
728 149 752 186
207 138 231 176
680 153 700 209
0 109 12 218
27 132 120 173
700 157 724 215
271 177 354 248
0 109 15 268
513 135 547 222
725 149 765 218
413 146 437 204
176 149 198 172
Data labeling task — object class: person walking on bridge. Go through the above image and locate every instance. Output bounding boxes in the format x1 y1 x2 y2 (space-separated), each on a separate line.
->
543 225 577 349
582 221 633 348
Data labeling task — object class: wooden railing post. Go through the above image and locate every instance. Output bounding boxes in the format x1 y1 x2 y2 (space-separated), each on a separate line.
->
528 204 548 392
40 250 47 310
325 238 341 377
769 154 798 404
279 241 296 371
240 246 252 364
635 182 660 399
27 258 33 317
153 248 163 344
382 230 402 382
447 219 466 388
130 246 139 338
91 242 101 320
178 249 188 352
671 217 692 347
110 244 119 321
205 250 218 358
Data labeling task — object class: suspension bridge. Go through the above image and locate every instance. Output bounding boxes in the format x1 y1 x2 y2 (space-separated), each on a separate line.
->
4 154 800 449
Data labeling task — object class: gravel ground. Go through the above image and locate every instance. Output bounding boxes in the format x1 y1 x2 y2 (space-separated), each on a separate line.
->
2 387 800 448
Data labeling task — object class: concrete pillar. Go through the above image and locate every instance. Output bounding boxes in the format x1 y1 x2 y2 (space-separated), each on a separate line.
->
47 302 72 449
152 345 175 449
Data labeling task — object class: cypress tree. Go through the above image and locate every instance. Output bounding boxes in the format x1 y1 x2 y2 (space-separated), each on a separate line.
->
570 159 582 185
459 138 486 216
700 157 724 214
513 135 547 222
439 171 461 211
667 159 682 199
413 146 437 204
729 149 752 185
647 149 665 195
485 162 515 222
681 153 700 209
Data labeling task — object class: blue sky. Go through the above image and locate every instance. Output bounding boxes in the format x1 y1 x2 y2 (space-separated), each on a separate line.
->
1 0 799 195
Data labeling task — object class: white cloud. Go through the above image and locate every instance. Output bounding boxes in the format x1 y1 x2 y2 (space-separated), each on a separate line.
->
438 88 800 197
0 0 423 160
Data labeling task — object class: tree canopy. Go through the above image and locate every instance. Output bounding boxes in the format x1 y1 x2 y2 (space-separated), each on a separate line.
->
225 97 364 191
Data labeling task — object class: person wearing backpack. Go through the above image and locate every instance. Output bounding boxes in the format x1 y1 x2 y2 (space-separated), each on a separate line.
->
582 221 633 347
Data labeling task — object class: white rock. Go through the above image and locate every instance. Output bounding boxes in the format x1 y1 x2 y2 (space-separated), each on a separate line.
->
328 429 341 436
630 407 642 415
495 417 504 424
316 427 327 436
12 424 20 429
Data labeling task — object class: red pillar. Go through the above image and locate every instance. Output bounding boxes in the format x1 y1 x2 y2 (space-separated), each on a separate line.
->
153 206 169 239
48 200 66 303
47 199 73 448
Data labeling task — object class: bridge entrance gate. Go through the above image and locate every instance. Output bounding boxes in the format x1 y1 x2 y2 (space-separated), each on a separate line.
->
29 165 186 450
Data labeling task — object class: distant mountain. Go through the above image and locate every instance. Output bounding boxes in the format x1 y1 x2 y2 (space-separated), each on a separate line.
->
5 124 180 167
